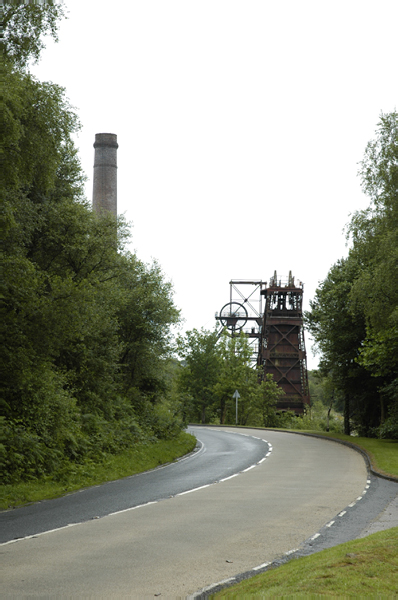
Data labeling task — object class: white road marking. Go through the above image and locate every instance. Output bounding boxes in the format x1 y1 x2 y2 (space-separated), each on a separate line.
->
219 473 239 482
3 430 272 546
177 484 210 496
253 561 271 570
107 501 158 517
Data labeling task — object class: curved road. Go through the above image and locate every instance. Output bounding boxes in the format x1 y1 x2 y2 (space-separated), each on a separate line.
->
1 427 378 596
1 428 267 543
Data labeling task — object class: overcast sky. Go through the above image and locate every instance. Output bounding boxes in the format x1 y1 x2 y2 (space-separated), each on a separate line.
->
32 0 397 369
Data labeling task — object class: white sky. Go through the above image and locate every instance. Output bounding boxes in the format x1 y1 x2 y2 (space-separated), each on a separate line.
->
32 0 397 369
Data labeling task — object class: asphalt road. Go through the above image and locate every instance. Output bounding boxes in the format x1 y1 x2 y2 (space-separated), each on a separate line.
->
2 427 392 597
1 427 267 543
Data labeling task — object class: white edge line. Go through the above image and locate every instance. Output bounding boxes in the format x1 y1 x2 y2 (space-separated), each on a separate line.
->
253 561 271 570
311 532 321 540
285 548 299 555
196 576 236 594
326 520 335 527
1 501 162 546
4 430 271 546
1 522 80 546
219 474 239 482
177 484 210 496
338 510 346 517
107 501 158 517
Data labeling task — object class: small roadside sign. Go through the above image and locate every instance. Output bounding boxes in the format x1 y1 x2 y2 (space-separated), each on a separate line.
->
232 390 240 424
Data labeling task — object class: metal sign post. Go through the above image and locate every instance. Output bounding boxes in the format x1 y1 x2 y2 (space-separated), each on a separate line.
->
233 390 240 425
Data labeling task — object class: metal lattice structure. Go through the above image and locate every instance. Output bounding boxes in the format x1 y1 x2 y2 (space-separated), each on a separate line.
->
215 272 310 414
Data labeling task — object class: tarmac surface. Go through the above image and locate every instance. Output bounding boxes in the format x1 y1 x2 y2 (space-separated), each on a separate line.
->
358 490 398 537
2 427 379 597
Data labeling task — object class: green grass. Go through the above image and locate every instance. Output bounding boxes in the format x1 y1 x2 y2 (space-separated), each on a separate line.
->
214 527 398 598
291 431 398 478
0 431 196 510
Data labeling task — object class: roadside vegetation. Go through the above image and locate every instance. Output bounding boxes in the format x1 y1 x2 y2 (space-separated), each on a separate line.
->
1 4 396 520
177 110 397 441
2 4 188 493
213 527 398 598
0 431 196 510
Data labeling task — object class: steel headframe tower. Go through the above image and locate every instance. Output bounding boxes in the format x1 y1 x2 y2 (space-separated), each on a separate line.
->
215 272 310 414
258 271 310 414
215 280 265 365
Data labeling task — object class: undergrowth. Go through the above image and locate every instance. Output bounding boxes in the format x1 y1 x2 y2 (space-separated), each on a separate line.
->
0 431 196 510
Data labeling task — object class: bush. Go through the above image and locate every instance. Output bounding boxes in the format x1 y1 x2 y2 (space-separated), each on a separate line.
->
378 401 398 440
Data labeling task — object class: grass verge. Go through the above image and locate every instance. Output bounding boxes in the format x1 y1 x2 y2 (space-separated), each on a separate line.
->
0 431 196 510
214 527 398 598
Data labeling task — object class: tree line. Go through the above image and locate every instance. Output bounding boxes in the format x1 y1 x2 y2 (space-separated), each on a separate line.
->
2 5 396 490
177 329 285 426
2 3 182 483
305 111 398 438
177 112 398 440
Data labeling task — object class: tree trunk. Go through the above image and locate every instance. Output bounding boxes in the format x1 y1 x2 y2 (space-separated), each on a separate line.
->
344 394 350 435
380 396 385 426
326 391 334 432
220 397 226 424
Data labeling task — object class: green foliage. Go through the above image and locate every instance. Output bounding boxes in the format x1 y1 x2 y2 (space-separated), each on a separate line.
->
305 112 398 438
1 432 197 510
177 328 220 423
290 401 343 433
3 1 66 69
255 374 285 427
1 5 184 485
176 329 286 427
215 528 398 597
213 331 260 425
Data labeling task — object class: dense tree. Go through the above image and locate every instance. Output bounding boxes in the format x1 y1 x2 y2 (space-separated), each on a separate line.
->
213 332 260 425
306 112 398 438
254 375 285 427
176 328 288 426
176 328 220 423
348 112 398 428
305 256 379 434
3 1 66 70
1 3 183 483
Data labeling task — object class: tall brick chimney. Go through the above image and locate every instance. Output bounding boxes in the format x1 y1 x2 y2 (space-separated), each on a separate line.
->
92 133 118 216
